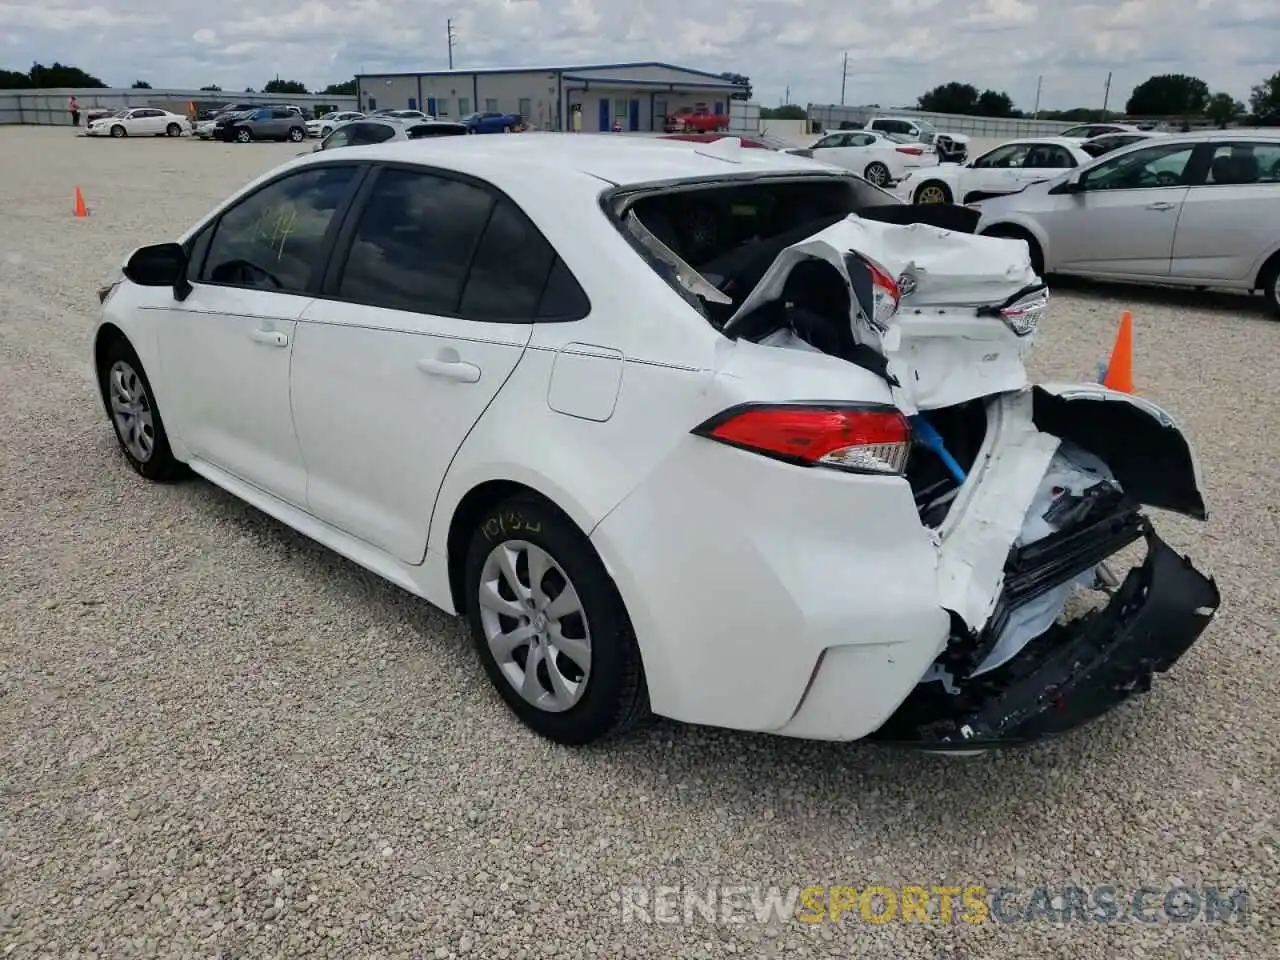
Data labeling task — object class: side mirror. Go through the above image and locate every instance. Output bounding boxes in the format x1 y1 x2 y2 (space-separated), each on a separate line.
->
123 242 191 300
1048 175 1085 196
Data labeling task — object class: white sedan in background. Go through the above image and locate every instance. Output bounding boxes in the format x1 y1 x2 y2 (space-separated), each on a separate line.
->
86 108 190 138
898 137 1093 205
306 111 364 138
794 130 937 186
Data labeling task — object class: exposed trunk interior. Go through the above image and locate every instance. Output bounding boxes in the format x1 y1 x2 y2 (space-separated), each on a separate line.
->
904 400 989 527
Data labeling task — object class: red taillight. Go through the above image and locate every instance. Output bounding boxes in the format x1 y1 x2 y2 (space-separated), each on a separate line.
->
692 404 911 474
896 145 924 155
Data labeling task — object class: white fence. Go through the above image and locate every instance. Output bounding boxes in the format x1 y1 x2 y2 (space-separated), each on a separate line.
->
808 104 1079 138
0 87 358 125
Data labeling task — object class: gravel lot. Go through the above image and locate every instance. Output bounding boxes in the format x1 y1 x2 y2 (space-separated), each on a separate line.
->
1 125 1276 959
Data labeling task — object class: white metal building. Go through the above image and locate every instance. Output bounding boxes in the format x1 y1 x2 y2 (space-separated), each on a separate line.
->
355 61 748 133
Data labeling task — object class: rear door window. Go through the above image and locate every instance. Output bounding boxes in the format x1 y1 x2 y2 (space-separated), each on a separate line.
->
1203 141 1280 184
457 198 558 321
335 168 495 315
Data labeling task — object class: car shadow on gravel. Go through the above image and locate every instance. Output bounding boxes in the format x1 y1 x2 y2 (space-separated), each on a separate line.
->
146 462 1201 847
1048 275 1273 318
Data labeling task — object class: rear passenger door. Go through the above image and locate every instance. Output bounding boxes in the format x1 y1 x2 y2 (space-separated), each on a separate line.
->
1170 139 1280 282
291 164 580 563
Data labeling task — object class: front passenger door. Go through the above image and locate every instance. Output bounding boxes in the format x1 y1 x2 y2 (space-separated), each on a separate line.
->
1046 141 1196 276
291 167 570 563
155 164 364 504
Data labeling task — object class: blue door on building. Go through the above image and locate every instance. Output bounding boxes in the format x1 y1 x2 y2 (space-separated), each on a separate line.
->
408 97 417 110
598 98 610 132
714 101 725 115
427 96 438 116
628 99 640 131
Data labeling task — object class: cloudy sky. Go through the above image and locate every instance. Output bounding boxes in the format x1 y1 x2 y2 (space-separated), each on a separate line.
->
1 0 1275 110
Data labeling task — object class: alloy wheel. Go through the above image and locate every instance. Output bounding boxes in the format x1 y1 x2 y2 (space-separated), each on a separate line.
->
865 162 889 186
917 184 948 205
107 360 155 462
477 540 592 713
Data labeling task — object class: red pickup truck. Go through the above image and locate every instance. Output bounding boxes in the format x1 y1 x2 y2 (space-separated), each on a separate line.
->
663 107 730 133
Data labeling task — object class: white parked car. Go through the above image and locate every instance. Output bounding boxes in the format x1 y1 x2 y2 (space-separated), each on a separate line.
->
864 116 971 163
793 130 937 186
898 138 1093 206
1058 122 1145 143
974 130 1280 314
91 136 1218 749
307 111 365 138
86 108 190 138
312 117 469 151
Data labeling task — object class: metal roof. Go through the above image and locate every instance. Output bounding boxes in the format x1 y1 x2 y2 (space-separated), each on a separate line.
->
355 60 747 87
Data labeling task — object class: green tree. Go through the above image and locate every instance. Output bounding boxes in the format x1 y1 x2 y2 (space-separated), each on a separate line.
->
131 79 151 89
1125 73 1209 116
28 61 107 87
975 89 1016 117
263 78 308 94
1248 71 1280 119
321 79 356 96
0 68 32 89
762 104 806 119
718 72 751 101
1205 92 1245 128
918 82 979 114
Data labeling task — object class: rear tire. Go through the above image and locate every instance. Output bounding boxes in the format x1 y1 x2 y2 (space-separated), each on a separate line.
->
96 337 186 482
1258 256 1280 318
288 126 305 142
463 495 648 745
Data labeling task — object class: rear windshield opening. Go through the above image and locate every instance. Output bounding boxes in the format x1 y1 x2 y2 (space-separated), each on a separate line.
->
615 176 960 328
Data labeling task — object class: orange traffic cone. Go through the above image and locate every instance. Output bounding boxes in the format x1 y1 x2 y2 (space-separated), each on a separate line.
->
73 187 88 217
1101 310 1134 393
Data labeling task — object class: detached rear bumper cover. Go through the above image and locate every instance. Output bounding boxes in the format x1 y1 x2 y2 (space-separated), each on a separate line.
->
868 529 1220 748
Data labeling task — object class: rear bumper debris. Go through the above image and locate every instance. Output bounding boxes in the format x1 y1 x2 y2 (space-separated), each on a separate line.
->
867 528 1221 749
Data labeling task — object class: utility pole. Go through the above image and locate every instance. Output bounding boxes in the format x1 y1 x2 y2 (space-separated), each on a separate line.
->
447 18 456 70
784 84 790 106
1102 71 1112 114
840 51 848 105
1032 74 1043 119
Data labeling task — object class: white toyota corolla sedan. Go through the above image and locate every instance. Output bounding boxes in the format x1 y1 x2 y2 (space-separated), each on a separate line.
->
91 135 1220 749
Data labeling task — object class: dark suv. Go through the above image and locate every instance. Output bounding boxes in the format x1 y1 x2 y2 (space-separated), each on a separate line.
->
221 106 308 143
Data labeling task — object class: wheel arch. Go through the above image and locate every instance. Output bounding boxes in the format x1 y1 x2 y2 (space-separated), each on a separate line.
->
913 177 953 203
1252 245 1280 291
979 217 1049 272
440 474 605 617
92 322 131 409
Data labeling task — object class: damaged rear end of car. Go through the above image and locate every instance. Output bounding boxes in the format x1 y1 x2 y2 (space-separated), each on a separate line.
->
605 162 1221 749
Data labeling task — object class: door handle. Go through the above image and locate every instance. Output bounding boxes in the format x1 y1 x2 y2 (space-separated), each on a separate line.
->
416 355 481 383
1145 201 1177 211
250 328 288 347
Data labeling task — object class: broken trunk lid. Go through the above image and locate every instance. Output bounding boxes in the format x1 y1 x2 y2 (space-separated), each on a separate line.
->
723 215 1046 413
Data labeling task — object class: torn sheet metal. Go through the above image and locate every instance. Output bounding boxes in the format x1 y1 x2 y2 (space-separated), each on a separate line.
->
730 215 1043 412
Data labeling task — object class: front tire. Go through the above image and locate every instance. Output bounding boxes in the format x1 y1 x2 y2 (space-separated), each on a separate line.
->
983 225 1045 277
96 338 185 482
235 127 252 143
166 123 181 137
463 496 648 745
914 180 951 205
110 125 126 138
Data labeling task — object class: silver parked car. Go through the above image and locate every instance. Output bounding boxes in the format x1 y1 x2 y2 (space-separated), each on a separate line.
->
313 117 469 152
974 129 1280 315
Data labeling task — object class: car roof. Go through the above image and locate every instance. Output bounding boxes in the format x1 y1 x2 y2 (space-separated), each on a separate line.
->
291 133 830 188
993 137 1090 149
